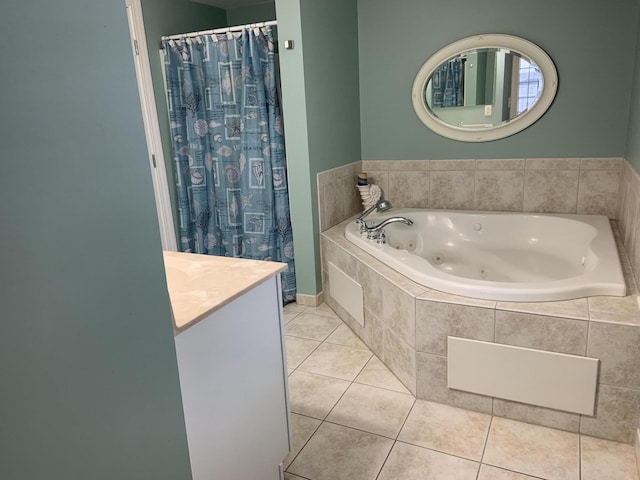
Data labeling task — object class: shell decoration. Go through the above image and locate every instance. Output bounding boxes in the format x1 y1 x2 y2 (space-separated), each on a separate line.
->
357 183 382 209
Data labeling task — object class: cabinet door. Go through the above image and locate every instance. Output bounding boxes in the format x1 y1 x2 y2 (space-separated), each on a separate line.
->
175 277 289 480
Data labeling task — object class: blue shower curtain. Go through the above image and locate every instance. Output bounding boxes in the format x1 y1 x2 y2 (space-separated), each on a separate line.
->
431 59 465 108
162 27 296 303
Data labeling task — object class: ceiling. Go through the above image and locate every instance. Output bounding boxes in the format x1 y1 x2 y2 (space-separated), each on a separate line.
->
192 0 270 9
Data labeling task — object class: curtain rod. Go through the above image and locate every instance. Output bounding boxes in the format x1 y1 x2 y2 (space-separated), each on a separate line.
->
161 20 277 42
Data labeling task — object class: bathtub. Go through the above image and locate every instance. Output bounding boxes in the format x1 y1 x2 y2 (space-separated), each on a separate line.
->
345 208 626 302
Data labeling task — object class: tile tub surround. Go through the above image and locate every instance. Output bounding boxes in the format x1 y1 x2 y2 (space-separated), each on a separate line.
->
317 161 363 232
362 157 622 216
616 159 640 472
317 158 623 234
617 158 640 290
321 217 640 443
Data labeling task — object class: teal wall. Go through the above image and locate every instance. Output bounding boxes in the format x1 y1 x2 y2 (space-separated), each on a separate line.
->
358 0 639 159
141 0 227 237
626 7 640 174
226 2 276 25
276 0 315 295
276 0 361 295
0 0 192 478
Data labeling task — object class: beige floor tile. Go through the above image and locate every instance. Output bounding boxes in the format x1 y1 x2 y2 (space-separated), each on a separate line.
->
288 370 351 419
377 441 478 480
477 464 539 479
483 417 579 480
398 400 491 461
302 303 339 317
285 336 321 369
298 343 372 381
325 324 369 350
288 368 295 376
284 302 307 313
285 313 342 341
580 435 639 480
284 309 302 324
288 422 393 480
355 356 411 394
284 474 307 480
283 414 322 470
327 383 414 438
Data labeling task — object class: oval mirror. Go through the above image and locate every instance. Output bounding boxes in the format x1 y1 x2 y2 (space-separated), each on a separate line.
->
411 34 558 142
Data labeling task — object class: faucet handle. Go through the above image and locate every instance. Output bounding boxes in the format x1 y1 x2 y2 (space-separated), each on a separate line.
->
367 228 386 242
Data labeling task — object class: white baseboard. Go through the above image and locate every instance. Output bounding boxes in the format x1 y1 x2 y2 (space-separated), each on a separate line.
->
296 292 324 307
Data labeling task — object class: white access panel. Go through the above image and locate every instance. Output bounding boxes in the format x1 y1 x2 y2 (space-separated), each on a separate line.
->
447 337 599 415
328 261 364 326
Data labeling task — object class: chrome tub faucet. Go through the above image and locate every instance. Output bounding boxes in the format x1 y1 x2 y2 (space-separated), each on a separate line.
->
366 216 414 243
355 199 393 233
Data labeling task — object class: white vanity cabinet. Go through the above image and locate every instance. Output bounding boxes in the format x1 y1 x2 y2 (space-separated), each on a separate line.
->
164 252 290 480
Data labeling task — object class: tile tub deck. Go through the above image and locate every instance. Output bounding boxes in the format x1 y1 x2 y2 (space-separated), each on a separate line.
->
321 217 640 443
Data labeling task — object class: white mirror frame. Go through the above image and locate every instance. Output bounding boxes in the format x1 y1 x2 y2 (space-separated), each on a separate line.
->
411 34 558 142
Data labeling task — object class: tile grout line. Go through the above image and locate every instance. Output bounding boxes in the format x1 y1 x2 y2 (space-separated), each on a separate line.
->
373 396 493 468
376 393 417 480
373 440 395 480
289 368 358 384
477 415 493 479
283 418 323 477
352 355 412 395
394 438 491 467
352 378 413 395
522 161 528 213
579 434 583 480
576 162 583 215
321 418 398 442
285 336 324 372
316 325 372 421
395 396 418 441
285 312 364 478
482 464 548 480
292 331 367 476
289 310 411 479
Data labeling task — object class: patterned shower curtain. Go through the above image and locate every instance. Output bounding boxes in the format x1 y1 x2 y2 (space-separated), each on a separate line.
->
431 58 465 108
162 27 296 303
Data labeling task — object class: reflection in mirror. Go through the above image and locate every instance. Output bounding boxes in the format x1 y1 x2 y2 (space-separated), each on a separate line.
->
425 48 543 129
411 35 557 142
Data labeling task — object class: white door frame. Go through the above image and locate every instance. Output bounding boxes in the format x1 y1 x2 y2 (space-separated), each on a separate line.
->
125 0 178 251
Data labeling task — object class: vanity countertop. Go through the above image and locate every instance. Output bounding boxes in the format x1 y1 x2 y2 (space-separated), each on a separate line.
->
163 251 287 332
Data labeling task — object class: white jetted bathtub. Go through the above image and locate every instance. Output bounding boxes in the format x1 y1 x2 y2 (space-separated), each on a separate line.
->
345 208 626 302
